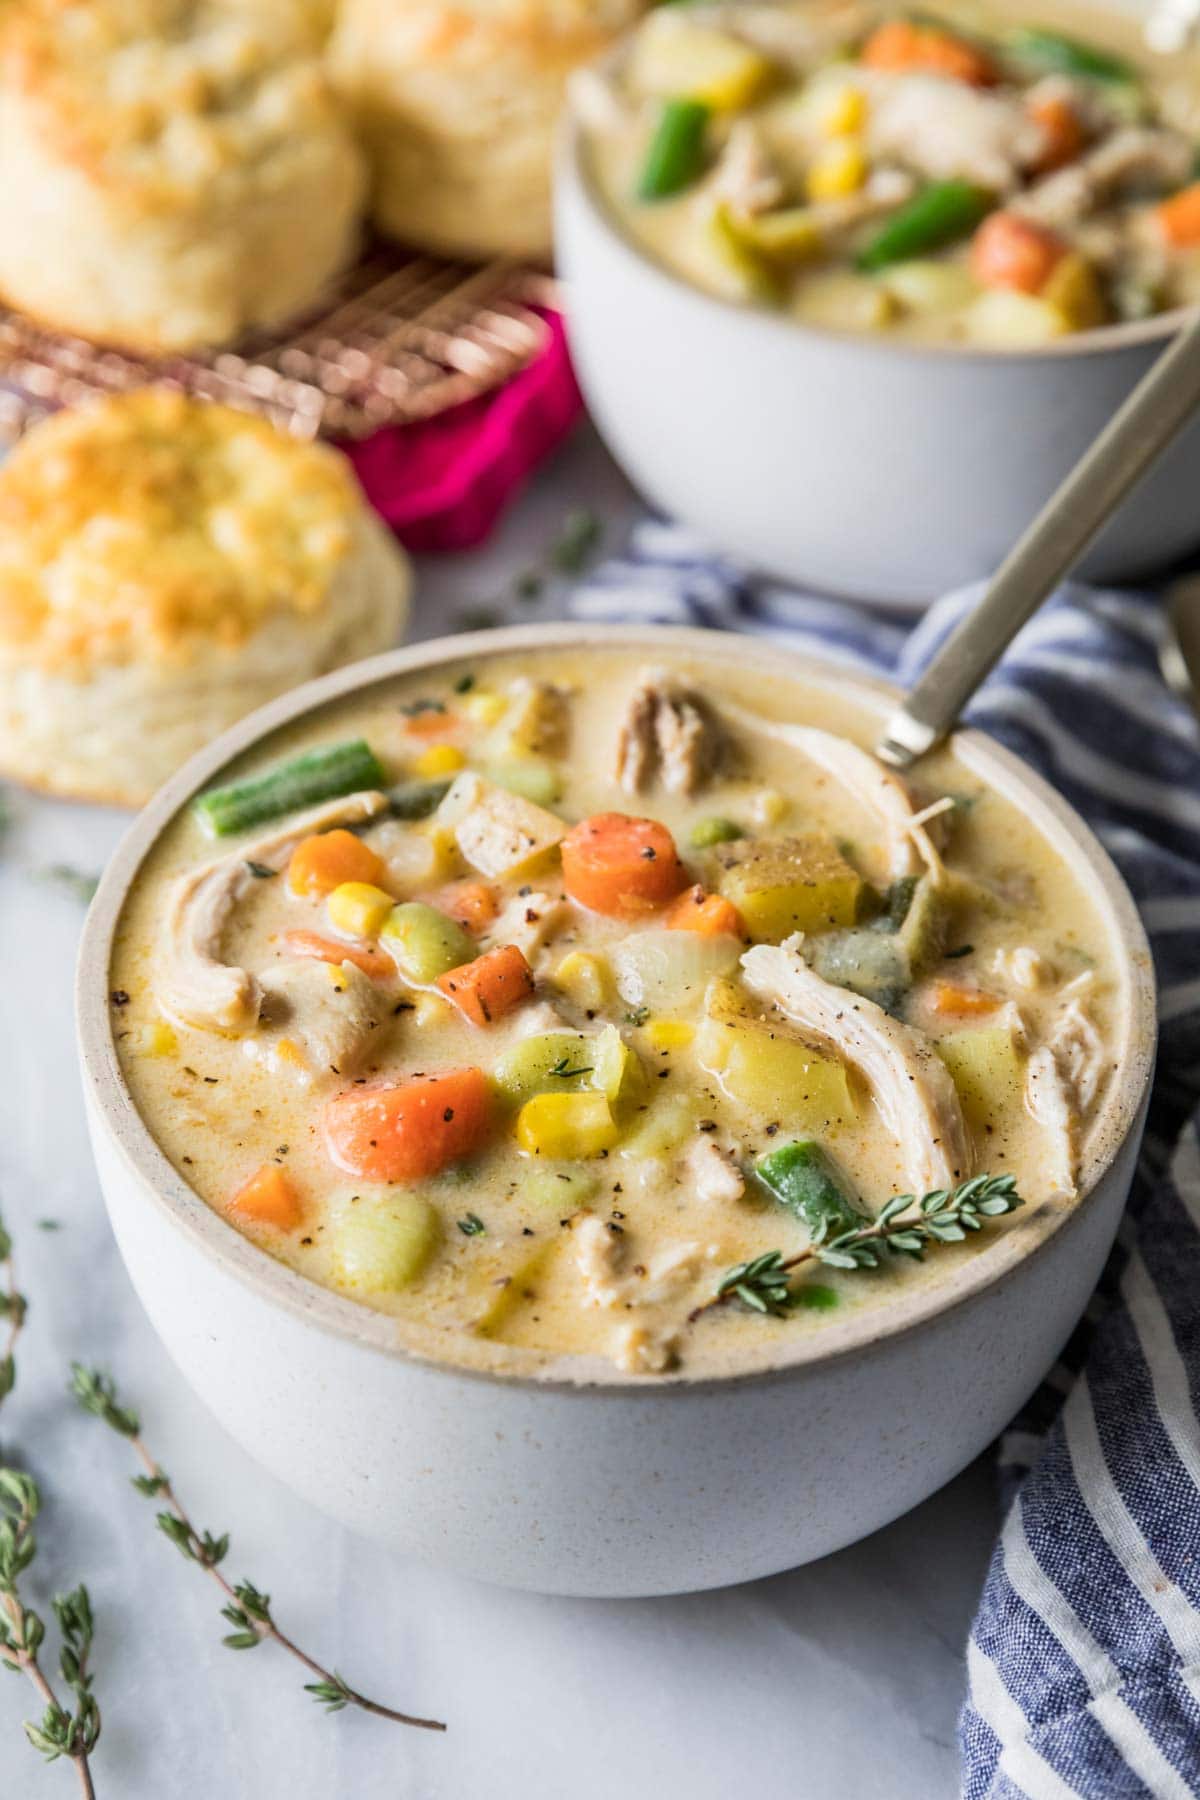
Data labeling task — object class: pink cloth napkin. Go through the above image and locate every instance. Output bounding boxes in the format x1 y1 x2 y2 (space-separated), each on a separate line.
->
342 308 582 554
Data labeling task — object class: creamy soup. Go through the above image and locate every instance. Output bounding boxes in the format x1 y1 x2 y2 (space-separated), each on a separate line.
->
582 0 1200 345
111 648 1124 1378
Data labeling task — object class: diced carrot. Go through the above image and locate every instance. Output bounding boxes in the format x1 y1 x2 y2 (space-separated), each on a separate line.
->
1028 94 1085 173
1154 182 1200 249
860 18 996 85
969 212 1068 295
929 978 1002 1018
279 930 396 980
437 943 535 1025
288 829 387 898
561 813 686 918
323 1067 493 1182
664 883 744 938
435 879 499 933
229 1164 302 1229
403 707 458 739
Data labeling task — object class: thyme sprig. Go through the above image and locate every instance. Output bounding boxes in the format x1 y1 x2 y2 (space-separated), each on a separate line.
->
69 1366 445 1734
694 1174 1023 1320
0 1470 100 1799
0 1209 27 1407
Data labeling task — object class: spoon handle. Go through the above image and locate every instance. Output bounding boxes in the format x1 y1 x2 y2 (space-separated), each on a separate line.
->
876 306 1200 770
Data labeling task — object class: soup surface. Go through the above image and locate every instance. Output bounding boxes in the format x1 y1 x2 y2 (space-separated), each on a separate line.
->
112 647 1125 1378
583 0 1200 345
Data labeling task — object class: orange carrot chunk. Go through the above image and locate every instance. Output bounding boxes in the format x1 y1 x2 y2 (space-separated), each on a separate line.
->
561 813 686 918
665 884 744 938
230 1164 302 1230
437 943 535 1025
435 879 500 933
279 929 396 980
929 978 1003 1018
288 829 387 898
323 1068 493 1182
969 212 1068 294
860 18 996 85
404 708 458 739
1155 182 1200 249
1028 93 1085 173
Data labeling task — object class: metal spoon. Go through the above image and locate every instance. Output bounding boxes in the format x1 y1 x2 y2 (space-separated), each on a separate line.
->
876 304 1200 770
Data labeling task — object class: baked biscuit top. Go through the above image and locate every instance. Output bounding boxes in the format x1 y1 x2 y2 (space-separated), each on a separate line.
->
2 0 346 206
0 390 362 672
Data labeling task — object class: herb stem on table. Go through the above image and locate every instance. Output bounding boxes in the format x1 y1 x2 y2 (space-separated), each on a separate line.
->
0 1471 101 1799
691 1174 1023 1322
69 1367 445 1733
0 1208 27 1406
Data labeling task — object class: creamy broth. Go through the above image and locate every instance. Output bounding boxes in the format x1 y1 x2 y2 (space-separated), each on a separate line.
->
583 0 1200 346
112 648 1124 1378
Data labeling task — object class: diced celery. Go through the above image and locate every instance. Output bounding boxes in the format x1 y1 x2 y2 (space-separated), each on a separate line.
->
689 816 744 849
936 1026 1025 1128
756 1139 867 1238
482 756 562 807
897 877 948 977
515 1092 619 1158
718 205 823 268
880 259 977 314
329 1192 441 1293
715 834 863 941
628 14 774 110
381 901 475 981
613 928 740 1012
710 205 787 304
493 1028 638 1107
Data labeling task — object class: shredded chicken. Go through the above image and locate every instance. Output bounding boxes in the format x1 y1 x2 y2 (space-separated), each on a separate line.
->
157 791 388 1034
485 890 570 963
711 120 785 216
612 1323 678 1375
741 937 971 1191
1023 975 1105 1197
615 667 727 798
682 1137 745 1206
245 960 386 1085
1017 125 1193 228
865 72 1046 192
500 678 571 758
573 1218 718 1311
1025 1046 1078 1197
992 946 1057 992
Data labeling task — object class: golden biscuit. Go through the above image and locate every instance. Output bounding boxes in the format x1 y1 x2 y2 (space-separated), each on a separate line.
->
0 0 365 352
0 390 411 806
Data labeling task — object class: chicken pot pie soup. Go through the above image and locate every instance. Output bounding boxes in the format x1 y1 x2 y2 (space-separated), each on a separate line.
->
111 645 1129 1379
580 0 1200 346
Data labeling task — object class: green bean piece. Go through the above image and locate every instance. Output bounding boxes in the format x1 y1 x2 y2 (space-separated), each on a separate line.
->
1010 27 1135 86
637 98 711 201
194 739 386 838
690 816 745 849
756 1140 868 1240
381 903 475 982
388 777 454 820
856 181 994 273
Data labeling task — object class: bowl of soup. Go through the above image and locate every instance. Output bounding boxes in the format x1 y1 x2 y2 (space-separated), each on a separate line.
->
77 625 1155 1595
557 0 1200 603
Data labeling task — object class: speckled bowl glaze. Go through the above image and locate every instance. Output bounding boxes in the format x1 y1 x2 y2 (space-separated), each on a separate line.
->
76 626 1156 1597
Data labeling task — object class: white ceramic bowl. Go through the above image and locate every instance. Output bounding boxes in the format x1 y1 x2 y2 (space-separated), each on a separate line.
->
77 626 1156 1597
556 102 1200 607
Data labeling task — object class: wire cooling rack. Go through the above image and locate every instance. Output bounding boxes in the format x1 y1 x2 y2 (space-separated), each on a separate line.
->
0 246 556 444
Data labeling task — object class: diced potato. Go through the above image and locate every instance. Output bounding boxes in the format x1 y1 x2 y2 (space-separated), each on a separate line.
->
627 14 774 110
329 1192 441 1293
962 288 1070 347
515 1092 619 1159
936 1025 1025 1128
381 901 475 981
437 773 566 880
369 821 447 896
1041 252 1106 331
897 876 948 977
880 259 977 315
698 978 855 1125
494 679 570 757
619 1094 694 1160
326 881 394 940
552 950 612 1012
715 834 863 941
613 928 741 1012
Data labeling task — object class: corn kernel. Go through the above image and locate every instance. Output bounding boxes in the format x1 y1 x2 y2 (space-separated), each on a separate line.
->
326 881 395 939
806 139 868 202
414 743 466 778
552 951 612 1012
462 690 506 726
818 82 867 137
515 1092 618 1159
644 1019 696 1053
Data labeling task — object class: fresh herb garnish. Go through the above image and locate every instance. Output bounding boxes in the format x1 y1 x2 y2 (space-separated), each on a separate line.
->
37 866 99 904
244 861 277 880
453 674 475 694
693 1174 1023 1321
548 1058 593 1080
624 1007 650 1028
0 1209 25 1407
400 698 446 718
943 944 974 960
457 1213 486 1237
69 1366 445 1734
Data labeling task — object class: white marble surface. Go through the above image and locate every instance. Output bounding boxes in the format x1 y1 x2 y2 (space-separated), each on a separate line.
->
0 426 997 1798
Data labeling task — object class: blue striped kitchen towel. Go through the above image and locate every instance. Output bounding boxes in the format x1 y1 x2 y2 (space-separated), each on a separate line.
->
566 520 1200 1799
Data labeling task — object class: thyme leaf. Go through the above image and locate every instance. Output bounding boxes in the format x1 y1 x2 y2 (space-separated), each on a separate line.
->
456 1213 486 1237
548 1058 593 1080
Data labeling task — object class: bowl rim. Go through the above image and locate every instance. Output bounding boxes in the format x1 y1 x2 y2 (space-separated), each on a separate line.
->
558 73 1198 365
77 623 1157 1395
